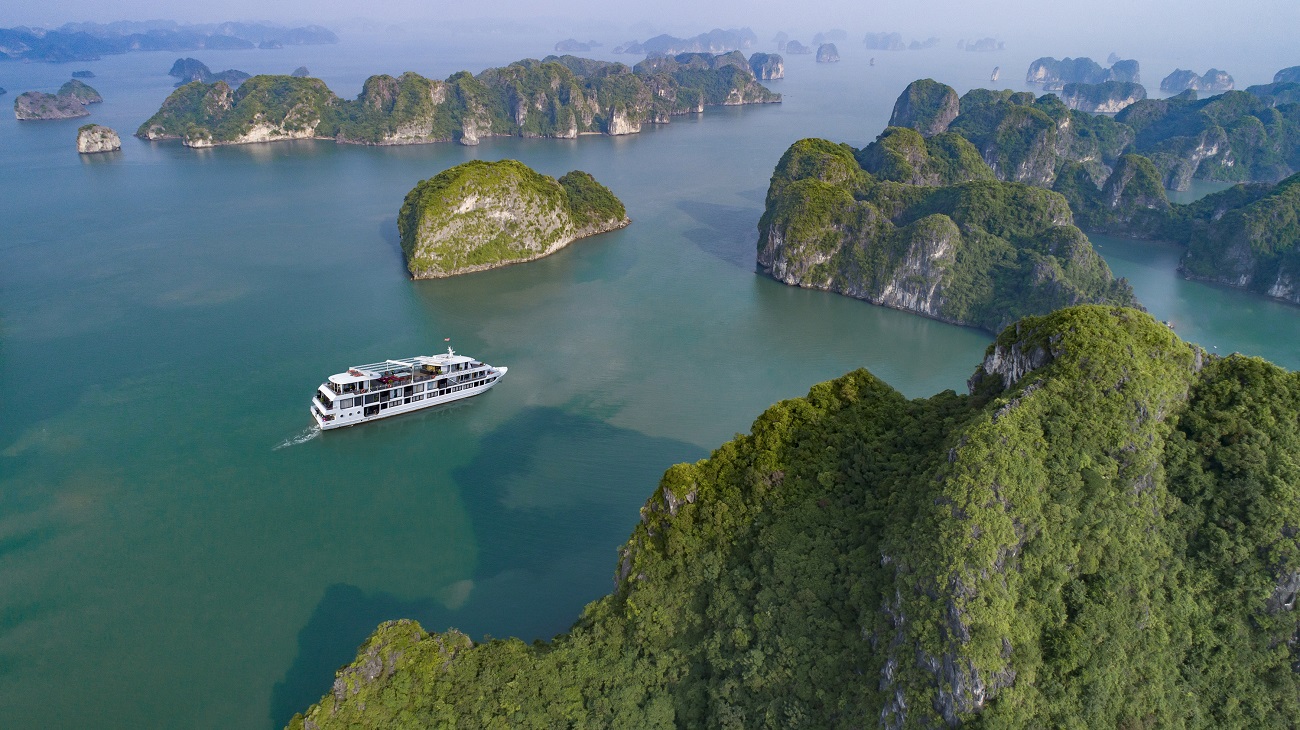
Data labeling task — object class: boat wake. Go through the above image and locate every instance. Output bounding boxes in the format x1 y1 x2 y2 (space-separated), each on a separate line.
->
273 425 320 451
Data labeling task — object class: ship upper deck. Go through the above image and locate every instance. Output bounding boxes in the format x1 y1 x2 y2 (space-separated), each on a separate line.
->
326 350 484 386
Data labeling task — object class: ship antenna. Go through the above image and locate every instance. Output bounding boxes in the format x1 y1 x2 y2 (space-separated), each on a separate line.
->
444 337 453 356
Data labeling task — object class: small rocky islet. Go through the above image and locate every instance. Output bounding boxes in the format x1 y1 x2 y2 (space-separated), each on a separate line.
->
1160 68 1234 92
397 160 628 279
13 79 102 120
815 43 840 63
167 57 250 87
77 124 121 153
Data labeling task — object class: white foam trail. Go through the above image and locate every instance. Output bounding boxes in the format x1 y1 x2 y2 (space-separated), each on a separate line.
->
273 425 320 451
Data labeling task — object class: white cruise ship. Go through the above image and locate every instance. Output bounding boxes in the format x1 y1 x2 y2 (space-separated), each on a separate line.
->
311 348 507 430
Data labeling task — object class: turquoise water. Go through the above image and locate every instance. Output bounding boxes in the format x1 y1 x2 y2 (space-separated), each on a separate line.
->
1 33 1296 729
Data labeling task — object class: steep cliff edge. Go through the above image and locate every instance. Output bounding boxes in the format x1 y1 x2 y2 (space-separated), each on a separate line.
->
1052 153 1171 236
14 79 103 120
138 54 780 148
14 91 88 119
397 160 629 278
1057 80 1146 113
137 76 334 146
748 52 784 80
756 137 1136 333
892 77 1300 192
288 305 1300 728
1117 90 1300 190
77 124 121 153
1160 68 1234 93
1026 56 1140 85
1176 173 1300 302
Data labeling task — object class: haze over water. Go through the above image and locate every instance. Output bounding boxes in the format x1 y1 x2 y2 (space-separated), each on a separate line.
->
2 25 1299 728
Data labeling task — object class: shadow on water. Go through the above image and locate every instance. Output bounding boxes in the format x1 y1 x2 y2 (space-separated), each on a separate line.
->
378 217 409 277
268 406 703 728
677 200 763 270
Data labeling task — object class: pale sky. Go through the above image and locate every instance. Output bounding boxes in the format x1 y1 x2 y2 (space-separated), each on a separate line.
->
4 0 1299 60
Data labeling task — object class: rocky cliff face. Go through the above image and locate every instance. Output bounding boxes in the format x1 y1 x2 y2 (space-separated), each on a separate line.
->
13 90 88 119
1178 173 1300 303
1275 66 1300 84
815 43 840 63
887 77 1300 194
757 137 1136 332
748 52 783 79
1161 68 1234 92
398 160 629 278
1026 56 1139 85
139 55 780 149
76 124 121 153
1052 154 1171 237
1113 89 1296 191
1057 80 1146 113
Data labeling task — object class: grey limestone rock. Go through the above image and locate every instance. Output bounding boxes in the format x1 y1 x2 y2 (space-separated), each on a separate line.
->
77 124 121 153
816 43 840 63
14 90 88 119
748 52 784 79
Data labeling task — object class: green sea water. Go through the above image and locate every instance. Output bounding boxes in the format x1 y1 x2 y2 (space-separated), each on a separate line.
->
1 32 1296 729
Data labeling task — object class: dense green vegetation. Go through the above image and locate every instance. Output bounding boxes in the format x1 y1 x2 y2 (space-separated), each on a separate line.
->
1176 173 1300 290
891 78 1300 192
1053 154 1300 298
56 78 101 104
136 54 779 146
1117 90 1300 189
878 79 1300 299
856 127 994 186
757 134 1135 333
289 306 1300 728
1052 153 1171 236
559 170 628 229
888 78 959 137
397 160 628 278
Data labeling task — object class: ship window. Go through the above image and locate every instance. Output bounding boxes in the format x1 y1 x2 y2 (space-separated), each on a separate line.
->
414 384 424 393
364 394 379 405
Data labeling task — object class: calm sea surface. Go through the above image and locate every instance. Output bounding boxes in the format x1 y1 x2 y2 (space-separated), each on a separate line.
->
1 30 1296 728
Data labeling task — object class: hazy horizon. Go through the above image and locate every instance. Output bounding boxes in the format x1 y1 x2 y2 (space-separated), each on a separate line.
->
3 0 1299 63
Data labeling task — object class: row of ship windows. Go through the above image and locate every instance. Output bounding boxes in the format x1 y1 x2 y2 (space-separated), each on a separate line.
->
328 378 495 411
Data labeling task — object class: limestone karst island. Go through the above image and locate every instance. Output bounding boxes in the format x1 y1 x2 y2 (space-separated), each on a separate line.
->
398 160 629 278
136 53 780 147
